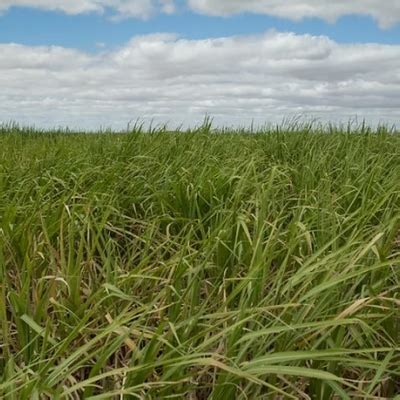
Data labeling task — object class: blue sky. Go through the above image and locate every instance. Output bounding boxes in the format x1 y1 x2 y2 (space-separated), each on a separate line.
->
1 1 400 128
2 6 400 52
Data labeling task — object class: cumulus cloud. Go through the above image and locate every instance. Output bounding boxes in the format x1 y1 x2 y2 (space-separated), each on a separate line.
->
0 0 175 18
1 31 400 129
188 0 400 28
1 1 400 26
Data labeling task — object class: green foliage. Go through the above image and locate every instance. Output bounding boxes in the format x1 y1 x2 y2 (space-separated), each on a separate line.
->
0 123 399 399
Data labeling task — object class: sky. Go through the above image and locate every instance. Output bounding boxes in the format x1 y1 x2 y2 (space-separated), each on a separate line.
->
1 1 400 129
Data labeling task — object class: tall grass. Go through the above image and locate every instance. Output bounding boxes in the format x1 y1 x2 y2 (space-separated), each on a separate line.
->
0 123 399 399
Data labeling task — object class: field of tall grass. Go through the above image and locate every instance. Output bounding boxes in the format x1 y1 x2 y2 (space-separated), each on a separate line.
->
0 123 399 399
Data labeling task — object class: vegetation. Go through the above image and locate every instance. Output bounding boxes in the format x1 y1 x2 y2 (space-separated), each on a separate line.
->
0 122 399 399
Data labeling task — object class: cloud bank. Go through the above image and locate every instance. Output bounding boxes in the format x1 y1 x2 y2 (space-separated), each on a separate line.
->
1 31 400 128
1 0 400 26
188 0 400 28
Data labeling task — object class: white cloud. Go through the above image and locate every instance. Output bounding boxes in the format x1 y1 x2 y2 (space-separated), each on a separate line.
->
188 0 400 28
0 0 174 18
1 1 400 26
1 31 400 129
